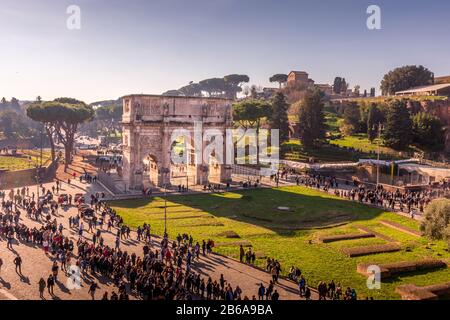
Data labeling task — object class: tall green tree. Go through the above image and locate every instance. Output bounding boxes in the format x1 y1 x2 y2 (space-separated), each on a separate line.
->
224 74 250 99
27 98 94 169
27 103 58 161
333 77 343 94
366 103 384 142
181 83 203 96
198 78 227 97
382 100 413 150
341 78 349 94
297 89 326 147
269 92 290 143
233 99 272 164
412 112 445 151
381 65 434 95
340 102 361 136
269 74 288 88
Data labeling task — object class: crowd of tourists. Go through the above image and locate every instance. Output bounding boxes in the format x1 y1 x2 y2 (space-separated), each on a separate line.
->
0 171 386 301
285 171 436 217
0 184 256 300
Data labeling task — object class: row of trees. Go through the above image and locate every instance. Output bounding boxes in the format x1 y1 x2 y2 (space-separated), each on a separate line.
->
0 98 41 142
0 97 21 110
163 74 250 99
0 109 36 140
339 100 445 151
27 98 94 169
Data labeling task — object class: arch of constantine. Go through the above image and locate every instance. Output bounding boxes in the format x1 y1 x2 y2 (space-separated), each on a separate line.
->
121 94 233 190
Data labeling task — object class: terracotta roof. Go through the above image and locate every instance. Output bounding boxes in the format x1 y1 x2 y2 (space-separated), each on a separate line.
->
288 71 308 75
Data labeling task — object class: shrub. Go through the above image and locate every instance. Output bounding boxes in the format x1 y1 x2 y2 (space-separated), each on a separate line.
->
420 198 450 240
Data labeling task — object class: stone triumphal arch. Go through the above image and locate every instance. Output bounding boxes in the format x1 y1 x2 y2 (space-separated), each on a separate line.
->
122 94 233 190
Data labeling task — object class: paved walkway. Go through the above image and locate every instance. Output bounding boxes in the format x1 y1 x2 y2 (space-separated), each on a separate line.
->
0 178 309 300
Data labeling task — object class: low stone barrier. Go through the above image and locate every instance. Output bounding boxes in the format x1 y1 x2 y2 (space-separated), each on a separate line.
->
319 232 375 243
341 243 401 257
357 259 447 279
379 220 422 237
396 282 450 300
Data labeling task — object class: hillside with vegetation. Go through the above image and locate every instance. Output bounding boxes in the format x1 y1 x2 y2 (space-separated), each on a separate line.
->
280 65 448 163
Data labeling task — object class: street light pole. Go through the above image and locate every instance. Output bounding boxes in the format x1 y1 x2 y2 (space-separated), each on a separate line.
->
162 168 169 238
164 184 167 237
375 122 384 187
36 170 40 199
40 124 43 168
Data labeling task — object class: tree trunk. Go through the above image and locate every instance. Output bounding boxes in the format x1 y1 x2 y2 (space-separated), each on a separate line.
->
64 147 71 171
65 134 75 170
45 126 56 161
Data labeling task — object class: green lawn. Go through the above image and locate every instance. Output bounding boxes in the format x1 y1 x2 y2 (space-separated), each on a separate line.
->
282 133 415 163
282 139 366 162
109 186 450 300
329 134 410 160
0 150 52 171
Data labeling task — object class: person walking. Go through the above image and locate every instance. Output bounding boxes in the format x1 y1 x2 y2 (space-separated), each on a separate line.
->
7 231 14 250
271 290 280 301
51 261 59 282
239 245 244 263
38 277 46 299
88 282 99 300
47 274 54 295
303 285 311 300
14 255 22 274
258 283 265 300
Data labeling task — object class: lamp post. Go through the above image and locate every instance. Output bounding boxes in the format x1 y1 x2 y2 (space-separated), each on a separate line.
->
164 183 167 237
40 123 43 168
161 167 170 238
373 122 384 186
35 170 40 199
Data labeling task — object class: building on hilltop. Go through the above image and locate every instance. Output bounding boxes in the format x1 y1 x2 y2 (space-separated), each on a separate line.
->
287 71 315 87
286 70 334 96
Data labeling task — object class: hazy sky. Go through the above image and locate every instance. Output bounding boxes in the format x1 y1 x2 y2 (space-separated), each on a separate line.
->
1 0 449 103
